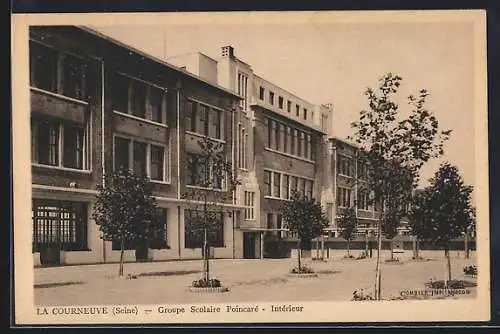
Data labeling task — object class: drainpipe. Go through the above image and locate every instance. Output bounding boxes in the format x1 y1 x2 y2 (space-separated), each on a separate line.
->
176 82 182 260
100 60 107 264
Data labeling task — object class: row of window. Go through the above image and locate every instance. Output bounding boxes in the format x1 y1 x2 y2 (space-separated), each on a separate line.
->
32 200 225 252
263 170 314 200
185 100 224 140
337 155 369 180
258 86 311 121
337 187 372 210
266 118 315 161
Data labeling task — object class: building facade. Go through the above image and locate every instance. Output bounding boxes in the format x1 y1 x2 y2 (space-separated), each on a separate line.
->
29 26 244 266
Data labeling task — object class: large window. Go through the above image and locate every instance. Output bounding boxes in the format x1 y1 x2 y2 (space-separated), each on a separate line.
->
31 115 89 170
265 118 314 161
114 136 167 182
358 190 370 210
186 153 223 189
338 155 354 177
237 72 248 111
185 210 224 248
185 99 223 140
30 41 87 101
264 170 314 200
111 72 167 124
337 187 352 208
32 199 88 252
244 191 256 220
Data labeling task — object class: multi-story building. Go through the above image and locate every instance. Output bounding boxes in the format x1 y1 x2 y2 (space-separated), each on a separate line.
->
169 46 333 259
29 26 244 266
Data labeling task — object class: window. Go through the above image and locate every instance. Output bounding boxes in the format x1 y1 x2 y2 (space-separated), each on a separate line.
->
185 210 224 248
32 199 88 252
244 191 255 220
237 72 248 110
269 91 275 105
209 108 222 139
290 176 298 196
111 73 129 114
114 136 167 182
150 145 165 181
290 129 296 155
114 137 130 171
270 120 277 149
303 108 308 120
296 104 300 117
337 188 352 208
282 175 290 199
277 214 283 239
197 104 208 135
338 155 354 177
305 180 313 199
283 126 288 154
297 131 303 157
264 170 271 196
259 86 265 100
304 133 309 160
306 134 312 160
275 123 280 150
358 161 369 180
31 115 89 170
267 213 274 230
278 96 284 109
186 153 224 189
297 178 306 197
149 208 169 249
130 80 147 118
358 190 370 210
185 101 196 132
238 124 247 169
30 41 87 101
287 101 292 113
273 172 281 197
150 86 165 123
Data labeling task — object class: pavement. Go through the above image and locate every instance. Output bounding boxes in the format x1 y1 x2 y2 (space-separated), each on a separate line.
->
34 250 477 305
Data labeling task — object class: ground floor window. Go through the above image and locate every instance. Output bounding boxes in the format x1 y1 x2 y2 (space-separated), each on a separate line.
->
184 209 224 248
32 199 88 252
111 208 169 250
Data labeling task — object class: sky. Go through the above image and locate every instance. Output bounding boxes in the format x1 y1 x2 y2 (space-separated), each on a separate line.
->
89 13 479 190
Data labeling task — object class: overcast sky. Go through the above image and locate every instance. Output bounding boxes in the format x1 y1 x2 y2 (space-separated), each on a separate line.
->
90 14 478 189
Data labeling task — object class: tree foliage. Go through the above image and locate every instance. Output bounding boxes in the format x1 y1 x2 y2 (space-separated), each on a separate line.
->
92 169 158 275
281 192 329 244
409 163 475 247
338 207 357 242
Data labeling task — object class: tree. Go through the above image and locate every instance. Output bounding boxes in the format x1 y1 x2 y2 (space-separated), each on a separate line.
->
349 73 451 299
281 191 329 271
182 137 240 284
338 207 357 257
93 169 158 276
409 163 474 282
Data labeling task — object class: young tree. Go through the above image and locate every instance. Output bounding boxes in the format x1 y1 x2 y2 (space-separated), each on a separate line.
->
182 137 240 284
93 169 158 276
409 163 474 282
349 73 451 299
338 207 357 257
281 192 329 271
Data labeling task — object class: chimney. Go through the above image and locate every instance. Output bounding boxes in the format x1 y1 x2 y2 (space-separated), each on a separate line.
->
221 45 235 58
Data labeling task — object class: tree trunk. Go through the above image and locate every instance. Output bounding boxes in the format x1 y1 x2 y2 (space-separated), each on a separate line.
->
464 232 469 259
375 220 382 300
390 240 394 261
297 239 302 270
446 244 452 283
119 234 125 277
204 226 209 281
365 233 368 255
347 239 351 257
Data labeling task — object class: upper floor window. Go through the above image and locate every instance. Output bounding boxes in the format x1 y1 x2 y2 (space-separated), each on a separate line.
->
237 72 248 111
111 72 168 124
31 114 90 170
30 41 87 101
303 108 308 120
295 104 300 117
265 118 314 161
358 161 369 180
269 91 275 105
185 100 223 140
337 187 352 208
186 153 224 189
114 136 167 182
337 155 354 177
259 86 265 100
278 96 284 109
264 170 271 196
287 101 292 113
358 190 371 210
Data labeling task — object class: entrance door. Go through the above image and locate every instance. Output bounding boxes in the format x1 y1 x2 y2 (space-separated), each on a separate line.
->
243 232 256 259
135 240 149 261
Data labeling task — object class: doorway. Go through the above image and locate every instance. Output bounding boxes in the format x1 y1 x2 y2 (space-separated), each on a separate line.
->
243 232 257 259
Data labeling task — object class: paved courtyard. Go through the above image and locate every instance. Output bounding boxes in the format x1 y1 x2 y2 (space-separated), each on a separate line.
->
34 250 477 305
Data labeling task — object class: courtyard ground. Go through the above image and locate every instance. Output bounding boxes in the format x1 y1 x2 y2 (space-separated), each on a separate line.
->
34 250 477 305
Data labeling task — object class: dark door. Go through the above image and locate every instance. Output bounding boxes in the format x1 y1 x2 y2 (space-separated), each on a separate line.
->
243 232 256 259
135 240 149 261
